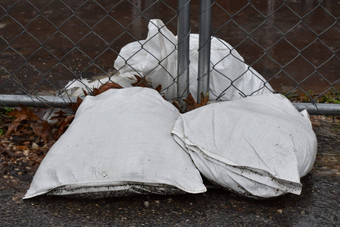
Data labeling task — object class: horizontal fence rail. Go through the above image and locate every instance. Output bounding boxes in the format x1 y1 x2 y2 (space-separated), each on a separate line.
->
0 94 339 116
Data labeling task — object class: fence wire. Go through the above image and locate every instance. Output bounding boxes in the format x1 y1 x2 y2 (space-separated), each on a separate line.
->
0 0 181 107
206 0 339 114
0 0 339 115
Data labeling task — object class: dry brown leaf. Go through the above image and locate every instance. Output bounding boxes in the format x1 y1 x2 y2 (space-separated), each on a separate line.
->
8 107 39 121
16 145 29 151
50 110 69 129
5 119 21 137
56 115 74 139
83 89 88 96
70 97 83 113
92 82 122 96
31 121 52 144
132 75 152 87
200 92 209 106
172 100 182 112
50 110 67 119
3 107 56 147
2 149 24 158
28 152 44 164
5 107 39 137
184 93 209 112
155 84 162 93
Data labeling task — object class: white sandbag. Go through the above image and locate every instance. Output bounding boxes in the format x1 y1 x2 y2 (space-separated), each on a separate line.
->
114 19 178 100
188 34 273 101
24 87 206 199
114 19 273 101
172 94 317 198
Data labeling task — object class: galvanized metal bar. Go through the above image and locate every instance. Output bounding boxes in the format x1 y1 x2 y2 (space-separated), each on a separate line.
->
293 102 340 116
0 94 76 108
177 0 191 105
0 94 339 115
197 0 213 103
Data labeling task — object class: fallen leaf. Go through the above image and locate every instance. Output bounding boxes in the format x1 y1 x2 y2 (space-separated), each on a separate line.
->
16 145 29 151
56 115 74 138
70 97 83 113
92 82 122 96
50 110 67 119
5 119 21 137
132 75 152 88
82 89 88 96
172 100 182 112
155 84 162 93
28 152 44 164
184 93 209 111
6 108 37 137
31 121 52 144
2 149 24 158
200 92 209 106
8 107 39 122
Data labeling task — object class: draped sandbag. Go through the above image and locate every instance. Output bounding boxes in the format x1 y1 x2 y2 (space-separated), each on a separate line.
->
24 87 206 199
172 94 317 198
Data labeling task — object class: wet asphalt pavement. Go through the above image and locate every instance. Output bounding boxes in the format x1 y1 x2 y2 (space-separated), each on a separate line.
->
0 116 339 226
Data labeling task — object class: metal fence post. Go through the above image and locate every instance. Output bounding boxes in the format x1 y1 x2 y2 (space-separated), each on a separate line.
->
177 0 191 106
197 0 213 103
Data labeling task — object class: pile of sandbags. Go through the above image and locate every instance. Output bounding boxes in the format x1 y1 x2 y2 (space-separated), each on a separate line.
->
24 88 317 199
24 20 317 200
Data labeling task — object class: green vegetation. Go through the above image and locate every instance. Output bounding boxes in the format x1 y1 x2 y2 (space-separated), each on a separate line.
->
284 88 340 104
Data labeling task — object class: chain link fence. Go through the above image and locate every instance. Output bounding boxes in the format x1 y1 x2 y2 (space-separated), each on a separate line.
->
0 0 339 114
0 0 183 107
200 0 339 114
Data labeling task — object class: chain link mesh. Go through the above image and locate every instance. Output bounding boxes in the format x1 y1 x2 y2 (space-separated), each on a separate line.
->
0 0 179 107
0 0 339 114
209 0 339 107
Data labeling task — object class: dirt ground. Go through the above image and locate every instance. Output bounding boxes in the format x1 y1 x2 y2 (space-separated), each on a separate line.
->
0 115 339 226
